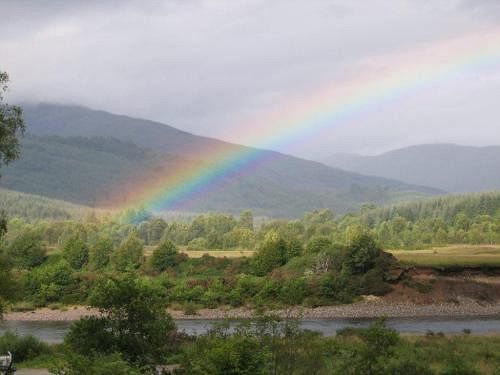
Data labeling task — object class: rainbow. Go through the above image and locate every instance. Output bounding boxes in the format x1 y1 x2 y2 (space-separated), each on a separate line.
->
106 28 500 214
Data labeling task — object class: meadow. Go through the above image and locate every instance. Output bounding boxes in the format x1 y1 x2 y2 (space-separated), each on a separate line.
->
389 245 500 268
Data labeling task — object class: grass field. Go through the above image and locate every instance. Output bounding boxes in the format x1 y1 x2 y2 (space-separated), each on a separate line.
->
389 245 500 268
144 246 256 258
180 250 256 258
144 244 500 268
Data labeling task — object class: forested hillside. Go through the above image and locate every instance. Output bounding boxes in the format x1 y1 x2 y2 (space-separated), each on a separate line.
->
357 192 500 248
0 189 97 221
324 144 500 193
0 104 441 216
23 103 234 156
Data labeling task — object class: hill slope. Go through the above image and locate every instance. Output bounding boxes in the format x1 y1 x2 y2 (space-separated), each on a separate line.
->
0 104 442 217
0 188 98 221
324 144 500 193
23 103 233 156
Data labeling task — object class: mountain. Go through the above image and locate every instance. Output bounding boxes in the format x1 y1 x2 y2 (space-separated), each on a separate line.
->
324 144 500 193
0 103 442 217
23 103 233 156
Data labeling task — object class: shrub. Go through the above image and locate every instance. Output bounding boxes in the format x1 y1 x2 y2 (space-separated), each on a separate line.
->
150 240 178 272
182 335 270 374
6 230 46 269
67 273 176 366
279 278 307 305
306 236 332 255
24 259 76 304
50 352 141 375
89 237 113 270
345 234 382 274
111 232 144 271
252 233 288 276
0 332 51 363
62 235 89 269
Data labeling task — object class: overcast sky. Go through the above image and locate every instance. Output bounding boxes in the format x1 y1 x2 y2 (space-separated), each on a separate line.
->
1 0 500 158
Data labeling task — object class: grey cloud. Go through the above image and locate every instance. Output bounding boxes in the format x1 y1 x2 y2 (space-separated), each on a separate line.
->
1 0 499 159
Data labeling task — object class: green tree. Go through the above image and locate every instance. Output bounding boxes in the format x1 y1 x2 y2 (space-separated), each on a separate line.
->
6 230 46 268
150 240 178 272
345 233 382 274
65 273 176 367
25 259 76 304
252 231 288 276
62 235 89 269
89 237 114 270
0 72 25 169
0 72 25 315
111 232 143 271
305 236 332 254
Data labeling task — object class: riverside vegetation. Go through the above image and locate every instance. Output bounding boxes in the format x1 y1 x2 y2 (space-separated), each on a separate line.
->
0 191 498 314
1 307 500 374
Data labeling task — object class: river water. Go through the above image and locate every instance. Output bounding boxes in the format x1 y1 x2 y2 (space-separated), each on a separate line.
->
1 316 499 343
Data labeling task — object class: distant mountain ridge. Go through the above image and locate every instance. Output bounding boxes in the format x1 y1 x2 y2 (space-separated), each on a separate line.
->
23 103 235 156
324 144 500 193
0 103 441 217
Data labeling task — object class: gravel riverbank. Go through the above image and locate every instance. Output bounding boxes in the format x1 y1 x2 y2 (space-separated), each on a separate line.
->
4 298 500 321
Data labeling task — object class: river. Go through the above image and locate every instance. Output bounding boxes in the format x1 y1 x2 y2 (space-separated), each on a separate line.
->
1 316 499 343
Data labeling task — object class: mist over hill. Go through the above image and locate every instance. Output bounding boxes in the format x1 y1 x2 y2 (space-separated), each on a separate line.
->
324 144 500 193
0 103 441 217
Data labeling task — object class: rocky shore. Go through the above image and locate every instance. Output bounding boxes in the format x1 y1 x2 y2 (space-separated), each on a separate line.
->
4 297 500 322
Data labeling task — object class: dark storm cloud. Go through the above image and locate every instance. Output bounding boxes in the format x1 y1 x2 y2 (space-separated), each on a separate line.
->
1 0 499 158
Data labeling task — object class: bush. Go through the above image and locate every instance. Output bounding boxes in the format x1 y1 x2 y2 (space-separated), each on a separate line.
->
279 277 307 305
182 335 270 374
252 233 288 276
345 234 382 274
89 237 113 270
67 273 176 366
24 259 76 304
6 230 46 269
0 332 51 363
306 236 332 255
62 235 89 269
150 240 178 272
111 232 144 271
50 352 141 375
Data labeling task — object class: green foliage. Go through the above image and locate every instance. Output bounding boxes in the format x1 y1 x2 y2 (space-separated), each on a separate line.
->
252 231 289 276
150 240 179 272
306 235 332 254
62 235 89 269
66 273 176 366
6 230 46 268
0 331 51 363
50 352 141 375
111 232 143 271
89 237 113 270
184 335 269 374
0 71 25 168
25 258 76 304
345 233 382 274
